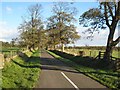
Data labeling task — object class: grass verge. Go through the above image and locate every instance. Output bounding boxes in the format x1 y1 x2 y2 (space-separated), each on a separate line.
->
47 50 120 89
2 50 41 88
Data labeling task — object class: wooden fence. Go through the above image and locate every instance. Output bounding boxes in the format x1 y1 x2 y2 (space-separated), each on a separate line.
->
3 50 18 61
94 51 105 59
0 49 28 69
110 56 120 70
0 50 20 69
95 51 120 70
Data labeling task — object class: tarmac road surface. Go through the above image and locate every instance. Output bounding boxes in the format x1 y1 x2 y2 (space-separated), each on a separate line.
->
36 51 108 90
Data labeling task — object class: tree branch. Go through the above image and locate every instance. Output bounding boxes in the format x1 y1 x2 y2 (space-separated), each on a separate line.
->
106 2 114 19
112 36 120 46
114 2 117 15
104 3 110 28
115 1 120 20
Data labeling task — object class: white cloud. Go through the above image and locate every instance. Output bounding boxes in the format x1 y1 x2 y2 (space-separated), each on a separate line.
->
0 39 7 42
0 21 19 42
6 6 12 12
0 21 7 26
75 26 119 46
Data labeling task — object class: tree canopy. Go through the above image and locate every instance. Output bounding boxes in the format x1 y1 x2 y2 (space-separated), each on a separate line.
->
46 2 80 51
18 4 44 51
79 1 120 61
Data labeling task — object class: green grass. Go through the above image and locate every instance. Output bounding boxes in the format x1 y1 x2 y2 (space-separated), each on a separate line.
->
65 49 120 58
25 50 33 57
1 47 23 58
48 50 120 89
2 50 41 88
1 47 21 52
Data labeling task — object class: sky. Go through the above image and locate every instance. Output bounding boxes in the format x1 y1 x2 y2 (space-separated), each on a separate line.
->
0 0 119 46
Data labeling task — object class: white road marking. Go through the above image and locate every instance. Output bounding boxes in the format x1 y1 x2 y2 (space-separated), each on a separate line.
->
61 72 79 90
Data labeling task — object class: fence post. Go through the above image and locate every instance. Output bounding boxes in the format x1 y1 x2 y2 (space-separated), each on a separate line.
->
90 51 91 57
98 51 101 59
116 59 120 70
10 51 12 58
94 51 96 57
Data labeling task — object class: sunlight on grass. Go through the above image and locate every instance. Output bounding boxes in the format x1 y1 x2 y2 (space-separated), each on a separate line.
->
25 51 33 57
65 49 120 58
2 50 41 88
48 50 119 89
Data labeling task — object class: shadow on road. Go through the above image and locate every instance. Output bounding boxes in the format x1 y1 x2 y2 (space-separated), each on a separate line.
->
12 51 119 77
39 50 82 74
12 52 80 74
40 54 81 74
49 50 109 69
40 57 119 77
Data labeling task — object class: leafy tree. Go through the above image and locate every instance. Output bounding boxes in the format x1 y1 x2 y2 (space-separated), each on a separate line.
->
79 1 120 61
1 41 10 47
18 4 44 52
38 29 49 49
47 2 80 51
10 38 17 47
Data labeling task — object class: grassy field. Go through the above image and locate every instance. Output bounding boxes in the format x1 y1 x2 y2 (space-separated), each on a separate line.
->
2 50 41 88
1 47 22 58
64 48 120 58
48 50 120 89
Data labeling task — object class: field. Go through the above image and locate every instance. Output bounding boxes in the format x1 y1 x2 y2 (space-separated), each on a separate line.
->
1 47 22 59
2 50 41 88
48 50 120 89
64 48 120 58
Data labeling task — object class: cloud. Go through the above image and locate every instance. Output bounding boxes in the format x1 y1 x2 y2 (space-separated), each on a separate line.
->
75 26 119 46
0 21 19 42
6 6 12 12
0 21 7 26
0 39 7 42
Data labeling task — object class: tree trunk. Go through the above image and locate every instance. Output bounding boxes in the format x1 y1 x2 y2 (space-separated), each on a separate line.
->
104 28 114 61
29 44 35 52
62 43 65 52
103 2 119 62
54 45 56 50
104 44 112 61
27 45 29 50
28 46 32 52
32 44 36 51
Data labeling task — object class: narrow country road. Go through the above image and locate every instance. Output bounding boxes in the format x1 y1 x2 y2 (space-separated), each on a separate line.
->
36 50 108 89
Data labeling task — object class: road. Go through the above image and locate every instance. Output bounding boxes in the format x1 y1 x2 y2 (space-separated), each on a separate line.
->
36 51 108 89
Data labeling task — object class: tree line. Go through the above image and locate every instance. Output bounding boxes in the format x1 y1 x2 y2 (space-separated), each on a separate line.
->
65 46 120 51
17 3 80 52
12 1 119 62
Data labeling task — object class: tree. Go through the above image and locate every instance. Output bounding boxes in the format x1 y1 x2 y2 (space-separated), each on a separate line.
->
79 1 120 61
1 41 11 47
10 38 17 47
47 2 80 51
18 4 43 52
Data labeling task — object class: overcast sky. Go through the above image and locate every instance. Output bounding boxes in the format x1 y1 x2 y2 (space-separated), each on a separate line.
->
0 0 119 46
